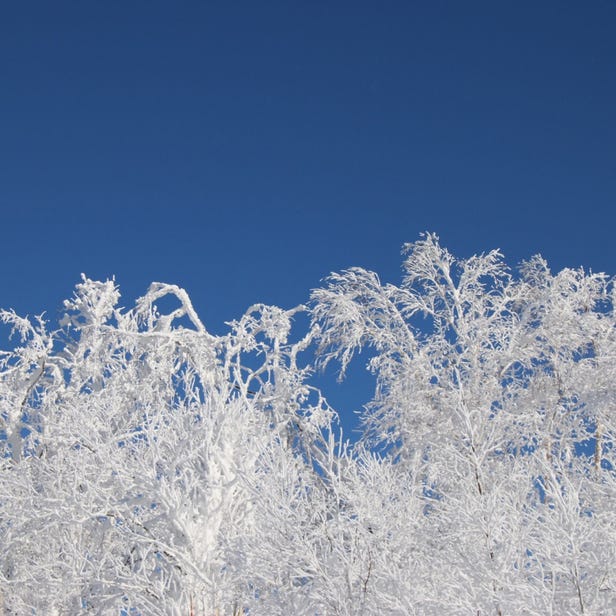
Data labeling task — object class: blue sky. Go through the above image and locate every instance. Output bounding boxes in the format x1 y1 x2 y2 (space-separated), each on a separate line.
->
1 2 614 432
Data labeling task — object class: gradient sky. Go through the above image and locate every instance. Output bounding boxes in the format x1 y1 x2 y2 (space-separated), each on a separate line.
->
1 2 614 433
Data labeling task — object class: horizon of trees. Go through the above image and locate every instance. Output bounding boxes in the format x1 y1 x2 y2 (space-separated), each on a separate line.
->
1 234 614 615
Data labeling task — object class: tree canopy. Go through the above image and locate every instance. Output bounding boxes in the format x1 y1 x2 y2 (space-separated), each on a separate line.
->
1 235 614 615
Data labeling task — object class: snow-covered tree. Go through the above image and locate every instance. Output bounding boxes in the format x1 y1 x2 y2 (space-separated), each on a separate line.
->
0 277 332 614
311 233 616 614
1 234 614 615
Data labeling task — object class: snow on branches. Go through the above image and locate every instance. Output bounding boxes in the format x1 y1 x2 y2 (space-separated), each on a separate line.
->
1 236 614 615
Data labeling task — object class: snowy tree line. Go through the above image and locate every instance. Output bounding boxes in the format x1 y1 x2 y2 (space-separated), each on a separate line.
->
1 234 615 614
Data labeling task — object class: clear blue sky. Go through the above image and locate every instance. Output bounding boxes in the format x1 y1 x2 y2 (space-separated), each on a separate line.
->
1 2 614 431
